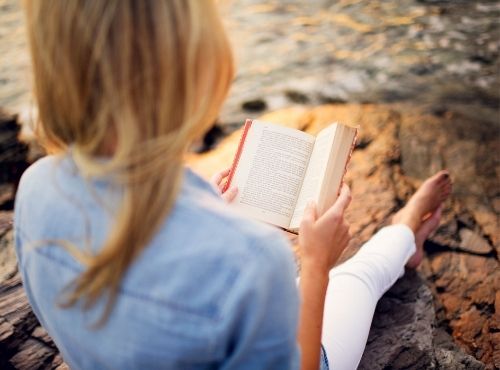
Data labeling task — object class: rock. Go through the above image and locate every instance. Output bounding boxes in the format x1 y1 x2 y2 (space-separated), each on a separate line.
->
285 90 310 104
9 339 55 370
399 108 499 249
0 270 49 366
0 213 63 370
241 98 267 112
435 348 485 370
0 228 16 282
2 103 496 369
0 110 29 210
433 327 486 370
359 271 485 370
358 271 485 370
422 238 498 366
54 361 70 370
193 124 227 154
359 271 436 370
459 229 493 255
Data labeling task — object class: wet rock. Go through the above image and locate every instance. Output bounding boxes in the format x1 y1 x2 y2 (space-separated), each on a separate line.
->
191 124 227 154
0 109 29 188
409 63 443 76
285 90 310 104
241 98 267 112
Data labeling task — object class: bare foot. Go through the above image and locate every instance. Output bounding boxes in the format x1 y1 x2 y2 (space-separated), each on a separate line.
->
392 170 452 268
406 206 442 268
393 170 451 232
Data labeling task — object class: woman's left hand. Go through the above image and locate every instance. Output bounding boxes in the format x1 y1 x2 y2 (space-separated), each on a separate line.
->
210 167 238 203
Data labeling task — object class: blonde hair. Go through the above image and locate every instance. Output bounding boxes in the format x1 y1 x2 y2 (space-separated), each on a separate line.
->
23 0 234 322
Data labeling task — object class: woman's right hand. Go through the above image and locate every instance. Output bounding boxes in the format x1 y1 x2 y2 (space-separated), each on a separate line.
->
299 184 352 274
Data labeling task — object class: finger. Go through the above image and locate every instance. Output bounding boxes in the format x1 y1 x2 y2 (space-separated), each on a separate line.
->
340 221 350 237
220 167 231 178
344 219 350 231
437 170 450 182
336 221 349 239
222 186 238 203
434 205 443 220
282 230 299 243
210 168 231 187
301 201 317 227
323 184 351 220
340 232 351 250
338 227 351 246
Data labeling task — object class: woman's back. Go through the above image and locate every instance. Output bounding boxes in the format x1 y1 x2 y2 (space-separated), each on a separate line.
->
15 155 300 369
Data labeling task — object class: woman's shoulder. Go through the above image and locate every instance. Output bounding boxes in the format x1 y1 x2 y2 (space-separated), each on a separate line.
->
17 155 62 192
15 155 66 223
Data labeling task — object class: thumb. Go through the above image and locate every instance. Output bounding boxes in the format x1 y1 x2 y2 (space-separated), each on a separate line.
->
329 183 352 215
301 200 317 226
222 186 238 203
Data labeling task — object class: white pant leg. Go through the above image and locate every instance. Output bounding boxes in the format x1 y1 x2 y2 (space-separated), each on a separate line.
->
321 224 416 370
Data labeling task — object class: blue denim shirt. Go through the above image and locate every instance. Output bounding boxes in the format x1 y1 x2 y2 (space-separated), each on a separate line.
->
14 154 318 369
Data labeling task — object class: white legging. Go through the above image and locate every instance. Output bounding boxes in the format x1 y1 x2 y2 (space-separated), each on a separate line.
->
322 224 416 370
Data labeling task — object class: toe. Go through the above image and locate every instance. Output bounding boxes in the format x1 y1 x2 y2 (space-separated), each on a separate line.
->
436 170 450 183
428 206 442 228
419 206 442 236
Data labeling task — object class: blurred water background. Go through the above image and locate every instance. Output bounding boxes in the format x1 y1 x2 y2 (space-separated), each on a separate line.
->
1 0 499 128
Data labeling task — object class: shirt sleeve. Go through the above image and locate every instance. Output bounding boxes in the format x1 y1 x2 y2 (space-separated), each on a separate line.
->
220 231 301 370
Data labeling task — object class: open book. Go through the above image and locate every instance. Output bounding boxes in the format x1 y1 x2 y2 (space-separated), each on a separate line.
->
224 119 358 233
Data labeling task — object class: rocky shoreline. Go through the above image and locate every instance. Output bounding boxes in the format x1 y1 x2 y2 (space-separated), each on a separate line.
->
1 102 498 369
1 0 498 368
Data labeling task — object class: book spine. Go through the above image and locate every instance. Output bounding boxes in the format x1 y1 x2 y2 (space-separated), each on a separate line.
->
222 119 253 193
338 128 359 196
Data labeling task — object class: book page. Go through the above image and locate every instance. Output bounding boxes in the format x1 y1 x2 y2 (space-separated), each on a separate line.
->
230 120 315 228
316 124 357 216
289 124 337 230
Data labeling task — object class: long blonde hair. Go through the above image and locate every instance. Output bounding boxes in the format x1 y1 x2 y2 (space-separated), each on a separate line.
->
23 0 234 321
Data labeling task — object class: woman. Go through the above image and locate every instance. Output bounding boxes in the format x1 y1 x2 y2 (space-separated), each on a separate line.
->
15 1 452 369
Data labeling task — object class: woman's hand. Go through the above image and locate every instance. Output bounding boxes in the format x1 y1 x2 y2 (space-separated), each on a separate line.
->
299 184 352 274
210 167 238 203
